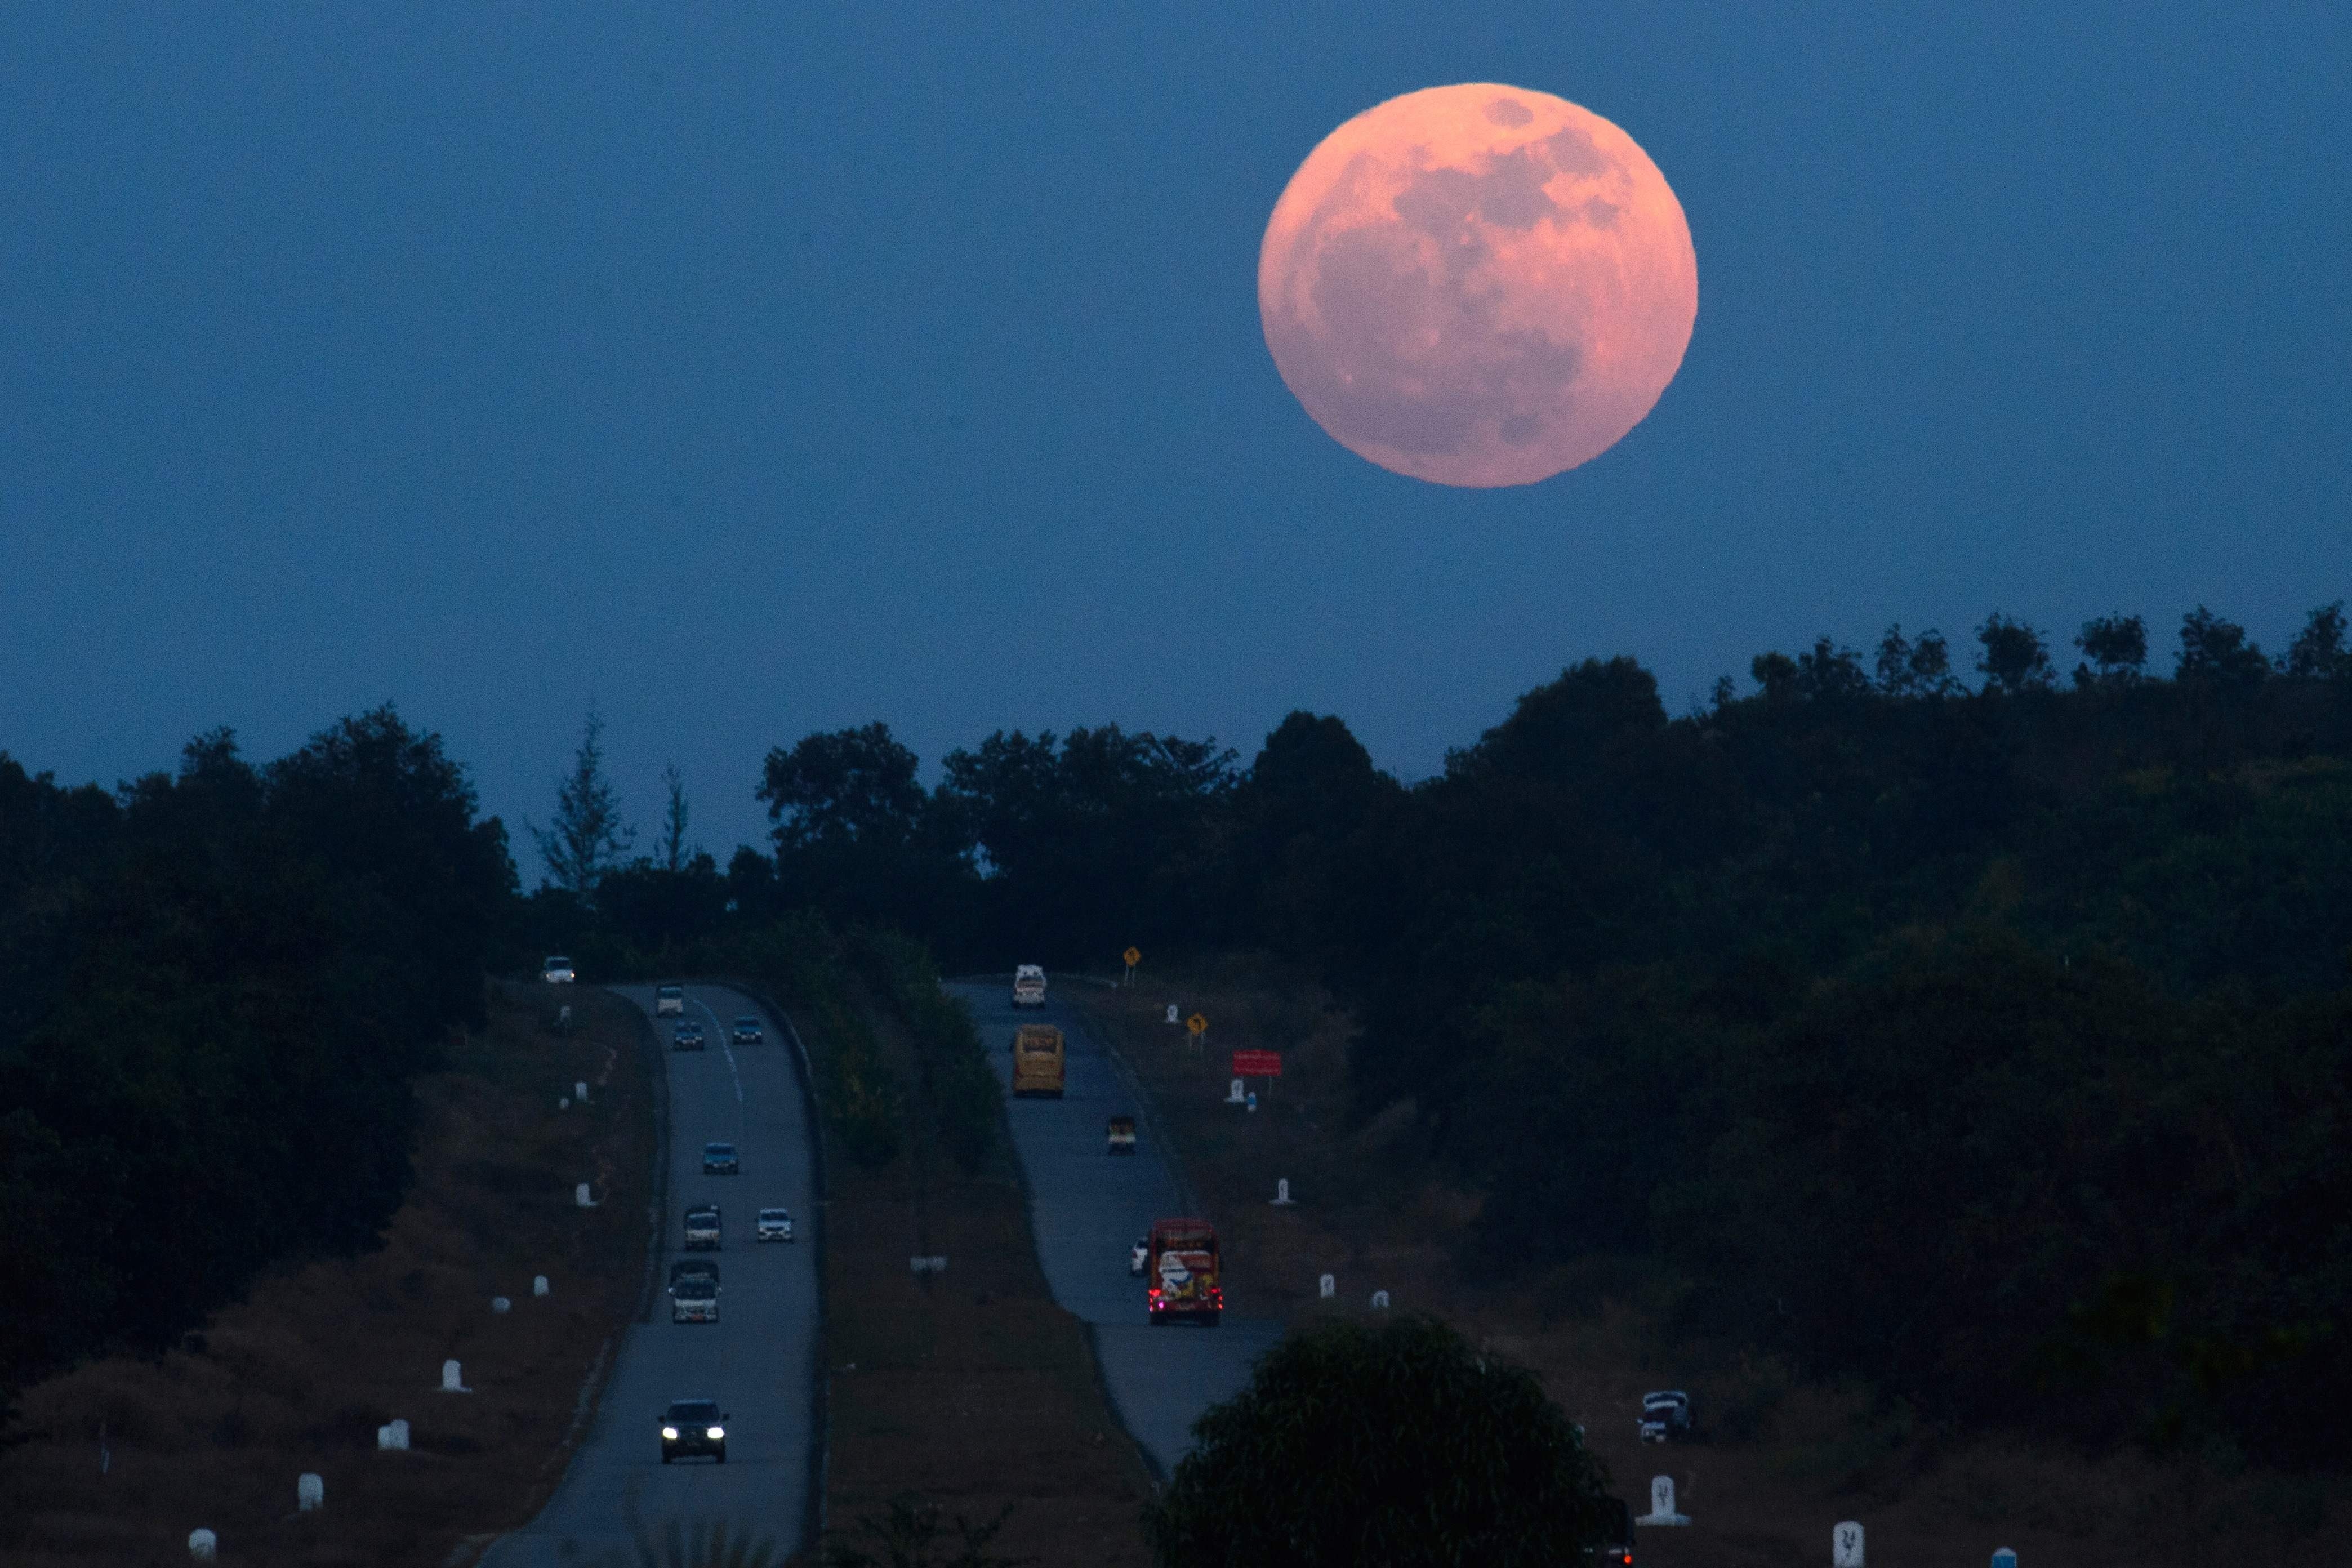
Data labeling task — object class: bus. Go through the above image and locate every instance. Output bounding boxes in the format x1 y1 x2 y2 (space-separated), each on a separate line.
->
1012 1024 1065 1098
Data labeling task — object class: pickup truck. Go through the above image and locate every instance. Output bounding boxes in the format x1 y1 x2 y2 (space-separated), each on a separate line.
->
1640 1390 1695 1443
1147 1218 1222 1326
670 1276 719 1324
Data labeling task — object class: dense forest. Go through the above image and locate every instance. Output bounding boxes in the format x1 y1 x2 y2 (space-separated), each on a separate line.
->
7 601 2347 1474
0 710 514 1414
534 601 2352 1465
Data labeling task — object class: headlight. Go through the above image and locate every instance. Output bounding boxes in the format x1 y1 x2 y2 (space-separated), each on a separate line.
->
661 1426 679 1440
706 1426 725 1440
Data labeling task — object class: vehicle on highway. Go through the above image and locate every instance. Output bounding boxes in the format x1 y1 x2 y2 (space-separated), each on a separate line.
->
1581 1496 1636 1565
684 1204 721 1250
1012 964 1047 1008
1129 1237 1148 1277
1106 1114 1136 1154
658 1399 728 1464
672 1019 705 1051
668 1258 720 1290
541 955 575 984
669 1275 719 1324
1146 1218 1222 1326
655 983 685 1016
1639 1390 1695 1444
756 1207 795 1242
732 1015 764 1045
1013 1023 1066 1098
702 1141 741 1175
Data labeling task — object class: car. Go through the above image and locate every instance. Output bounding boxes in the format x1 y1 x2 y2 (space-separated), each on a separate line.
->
1580 1496 1636 1565
683 1204 721 1250
669 1275 719 1324
672 1019 705 1051
1012 964 1046 1008
1107 1115 1137 1155
756 1208 795 1242
655 983 685 1016
668 1258 720 1289
1129 1237 1149 1277
731 1015 764 1045
658 1398 728 1463
702 1142 740 1175
1639 1389 1695 1444
541 956 576 984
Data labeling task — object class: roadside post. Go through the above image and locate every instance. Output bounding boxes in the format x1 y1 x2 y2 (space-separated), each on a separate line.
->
1990 1551 2016 1568
1637 1475 1690 1526
1833 1521 1864 1566
1165 1004 1179 1025
1123 946 1141 986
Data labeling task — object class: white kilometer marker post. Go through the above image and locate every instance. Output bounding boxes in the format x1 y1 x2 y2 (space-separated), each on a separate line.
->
377 1419 409 1451
1319 1273 1335 1299
188 1529 218 1561
1227 1079 1245 1103
1833 1521 1864 1566
1370 1290 1390 1310
1638 1475 1690 1526
1272 1178 1294 1205
440 1359 470 1393
533 1275 550 1297
297 1473 323 1512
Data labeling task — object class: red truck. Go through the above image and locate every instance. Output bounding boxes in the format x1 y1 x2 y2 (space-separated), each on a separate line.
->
1146 1218 1222 1326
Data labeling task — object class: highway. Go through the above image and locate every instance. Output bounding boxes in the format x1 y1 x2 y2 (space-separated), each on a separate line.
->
947 980 1284 1477
482 983 821 1565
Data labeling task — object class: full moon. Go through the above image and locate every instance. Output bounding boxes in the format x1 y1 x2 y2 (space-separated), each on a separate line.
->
1258 84 1697 488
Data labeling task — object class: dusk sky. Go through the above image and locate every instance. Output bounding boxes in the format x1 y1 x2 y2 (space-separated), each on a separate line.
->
5 3 2347 866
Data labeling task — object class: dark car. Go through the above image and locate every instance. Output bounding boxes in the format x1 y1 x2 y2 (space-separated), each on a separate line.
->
1639 1389 1695 1444
702 1141 740 1175
672 1019 705 1051
1580 1497 1636 1565
659 1398 728 1463
668 1258 720 1289
732 1015 764 1045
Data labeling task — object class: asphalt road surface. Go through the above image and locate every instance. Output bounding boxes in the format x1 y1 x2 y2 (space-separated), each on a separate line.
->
482 983 821 1565
948 980 1284 1477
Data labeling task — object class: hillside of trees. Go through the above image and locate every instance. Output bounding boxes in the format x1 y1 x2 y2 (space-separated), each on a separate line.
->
0 710 515 1414
534 602 2352 1464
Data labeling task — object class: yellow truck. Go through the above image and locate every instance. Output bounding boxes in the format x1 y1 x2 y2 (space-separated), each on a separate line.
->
1012 1023 1066 1098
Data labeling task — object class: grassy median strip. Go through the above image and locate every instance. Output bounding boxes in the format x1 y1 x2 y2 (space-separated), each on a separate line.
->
773 930 1153 1568
0 980 656 1567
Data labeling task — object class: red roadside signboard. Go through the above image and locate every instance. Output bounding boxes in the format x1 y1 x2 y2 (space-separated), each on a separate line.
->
1231 1050 1282 1079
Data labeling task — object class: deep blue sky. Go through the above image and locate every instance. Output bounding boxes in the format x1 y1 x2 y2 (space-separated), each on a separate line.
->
5 3 2347 866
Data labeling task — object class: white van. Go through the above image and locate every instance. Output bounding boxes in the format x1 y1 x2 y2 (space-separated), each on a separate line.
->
655 983 685 1016
1012 965 1046 1008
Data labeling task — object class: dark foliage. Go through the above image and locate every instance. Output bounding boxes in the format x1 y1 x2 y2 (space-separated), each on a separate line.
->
0 710 513 1412
1141 1314 1615 1567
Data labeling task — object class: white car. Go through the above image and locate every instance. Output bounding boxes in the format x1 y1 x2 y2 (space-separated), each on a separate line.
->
1012 964 1046 1008
655 983 685 1016
542 955 576 984
756 1208 795 1243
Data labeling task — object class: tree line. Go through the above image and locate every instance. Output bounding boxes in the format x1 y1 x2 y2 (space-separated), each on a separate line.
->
0 710 514 1414
532 600 2352 1462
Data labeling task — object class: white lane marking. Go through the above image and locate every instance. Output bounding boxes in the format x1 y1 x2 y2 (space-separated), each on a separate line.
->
690 992 747 1111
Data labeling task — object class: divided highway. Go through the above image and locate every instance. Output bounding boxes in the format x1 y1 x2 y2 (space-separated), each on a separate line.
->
483 983 821 1565
948 981 1283 1477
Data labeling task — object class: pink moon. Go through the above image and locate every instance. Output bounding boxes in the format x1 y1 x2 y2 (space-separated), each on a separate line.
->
1258 83 1698 488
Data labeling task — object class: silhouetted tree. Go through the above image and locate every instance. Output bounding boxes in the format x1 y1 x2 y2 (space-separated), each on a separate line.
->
1876 623 1958 697
2176 606 2269 689
2073 613 2149 687
2284 601 2349 679
660 763 692 872
1142 1315 1616 1567
532 711 634 896
1976 612 2055 694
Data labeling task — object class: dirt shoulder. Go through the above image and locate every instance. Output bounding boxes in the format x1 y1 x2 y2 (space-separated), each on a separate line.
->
1073 956 2343 1568
0 979 657 1568
789 978 1154 1568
